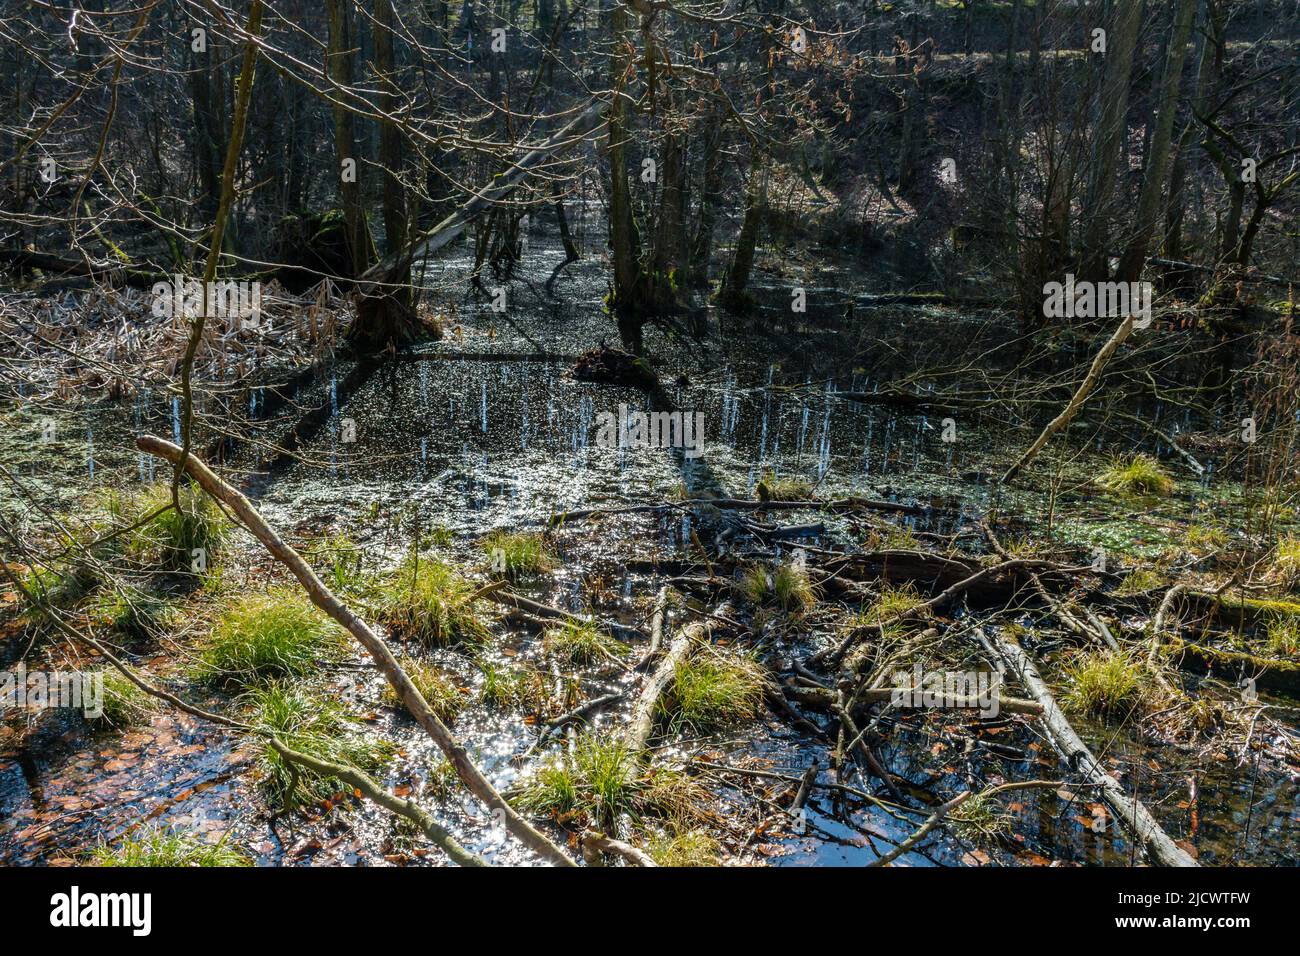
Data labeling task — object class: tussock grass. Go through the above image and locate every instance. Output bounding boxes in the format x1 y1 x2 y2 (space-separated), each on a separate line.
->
514 735 638 829
476 659 533 708
308 533 364 594
1097 454 1174 497
374 557 488 647
951 793 1012 844
91 828 250 867
1116 567 1164 596
20 562 101 614
742 562 817 613
647 827 722 866
543 619 627 665
381 659 466 725
481 530 554 580
758 471 815 500
127 483 228 575
1062 650 1146 720
249 683 395 807
86 588 169 640
866 583 926 621
1271 536 1300 588
197 590 344 686
658 651 766 733
1265 614 1300 657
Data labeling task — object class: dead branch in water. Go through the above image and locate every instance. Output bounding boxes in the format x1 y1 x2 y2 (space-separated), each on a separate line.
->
994 632 1199 867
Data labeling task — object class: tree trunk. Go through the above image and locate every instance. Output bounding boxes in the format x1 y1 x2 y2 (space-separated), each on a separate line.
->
1116 0 1199 284
325 0 370 279
720 150 764 314
1079 0 1143 281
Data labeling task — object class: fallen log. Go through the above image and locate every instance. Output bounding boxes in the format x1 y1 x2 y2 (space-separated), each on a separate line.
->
581 830 659 867
1166 638 1300 694
625 600 733 754
136 434 575 867
994 632 1198 867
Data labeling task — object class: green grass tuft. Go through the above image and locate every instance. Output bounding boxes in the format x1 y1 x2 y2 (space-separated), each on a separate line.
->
91 828 250 867
197 590 344 686
1265 614 1300 657
1097 454 1174 498
381 659 466 725
543 619 627 665
758 471 815 500
481 530 554 580
951 793 1012 844
249 683 395 807
87 671 159 729
127 482 228 575
659 651 766 733
374 557 488 647
647 827 721 866
1062 650 1146 720
514 736 639 829
742 562 817 613
86 588 169 640
1272 536 1300 588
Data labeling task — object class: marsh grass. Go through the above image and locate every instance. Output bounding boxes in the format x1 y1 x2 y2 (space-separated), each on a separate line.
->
514 735 638 829
86 587 169 641
481 530 554 580
758 471 815 500
658 650 766 733
1116 567 1164 596
865 583 926 621
742 562 817 614
381 658 466 724
543 619 627 664
374 556 488 647
1271 536 1300 589
126 483 228 575
1062 650 1146 720
951 793 1012 844
87 670 158 728
647 827 722 866
91 828 250 867
308 533 364 594
196 590 344 686
1265 614 1300 656
1097 454 1174 497
249 683 395 807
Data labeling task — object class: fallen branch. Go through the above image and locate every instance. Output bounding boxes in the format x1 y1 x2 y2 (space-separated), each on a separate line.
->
625 600 733 754
866 792 970 867
580 830 659 867
268 739 487 867
1002 315 1137 484
994 631 1198 867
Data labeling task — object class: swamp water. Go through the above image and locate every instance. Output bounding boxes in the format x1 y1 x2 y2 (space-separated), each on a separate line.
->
2 231 1297 866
